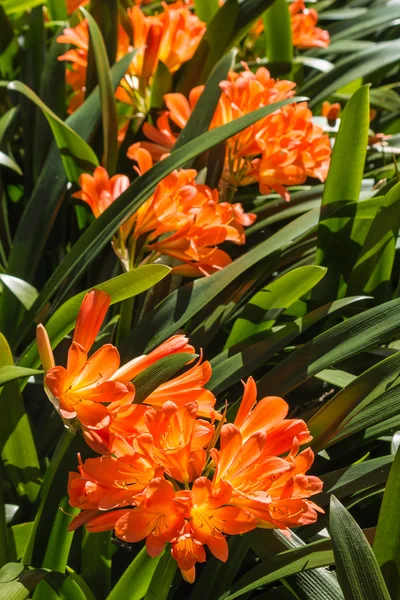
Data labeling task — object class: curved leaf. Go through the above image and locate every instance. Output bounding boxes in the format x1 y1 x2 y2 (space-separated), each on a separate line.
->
82 7 118 174
106 547 162 600
0 80 98 183
329 496 391 600
0 274 38 310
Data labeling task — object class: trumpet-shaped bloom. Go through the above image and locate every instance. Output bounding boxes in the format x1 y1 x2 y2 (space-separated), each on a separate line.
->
75 160 255 276
289 0 330 49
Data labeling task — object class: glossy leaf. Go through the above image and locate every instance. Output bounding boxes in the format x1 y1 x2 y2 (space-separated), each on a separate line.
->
82 7 118 174
144 549 176 600
313 85 369 302
0 80 99 183
373 448 400 598
301 41 400 107
0 563 47 600
0 274 38 310
329 496 391 600
226 266 327 348
348 181 400 301
0 365 42 386
263 0 293 64
256 296 400 398
0 151 22 175
309 351 400 452
0 334 40 504
1 0 43 14
194 0 219 22
106 546 162 600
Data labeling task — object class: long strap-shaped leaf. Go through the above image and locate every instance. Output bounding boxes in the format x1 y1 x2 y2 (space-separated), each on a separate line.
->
373 448 400 598
329 496 391 600
256 296 400 398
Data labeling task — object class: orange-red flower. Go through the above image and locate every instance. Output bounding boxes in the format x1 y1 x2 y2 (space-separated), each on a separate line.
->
66 0 89 14
289 0 330 49
131 66 331 201
75 162 255 276
44 296 324 583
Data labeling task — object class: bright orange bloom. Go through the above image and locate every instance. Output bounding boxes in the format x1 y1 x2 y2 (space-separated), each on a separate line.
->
132 66 331 201
289 0 330 49
322 101 341 122
127 3 205 83
37 288 211 433
145 401 213 483
75 161 255 276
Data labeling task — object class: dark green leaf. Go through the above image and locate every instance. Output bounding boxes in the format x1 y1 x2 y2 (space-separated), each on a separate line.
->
329 496 391 600
373 448 400 598
263 0 293 64
82 7 118 174
313 85 369 302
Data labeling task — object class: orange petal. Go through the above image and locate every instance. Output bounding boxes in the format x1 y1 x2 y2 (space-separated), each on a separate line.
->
73 289 111 353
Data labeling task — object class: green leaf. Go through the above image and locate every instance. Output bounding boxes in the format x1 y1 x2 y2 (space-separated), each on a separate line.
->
0 81 99 183
106 546 162 600
348 181 400 301
226 266 327 348
219 538 335 600
0 334 41 504
1 0 43 14
301 41 400 107
190 537 249 600
329 5 400 41
22 432 83 566
210 297 366 398
373 448 400 598
122 203 344 358
81 532 111 600
46 0 67 20
82 7 118 174
0 563 47 600
263 0 293 64
313 85 370 302
0 274 38 310
329 496 391 600
19 265 171 372
0 365 42 386
0 151 22 175
133 353 196 404
32 497 79 600
247 529 343 600
330 385 400 446
144 549 176 600
0 106 18 145
309 351 400 453
17 95 304 345
256 296 400 398
7 523 33 562
194 0 219 22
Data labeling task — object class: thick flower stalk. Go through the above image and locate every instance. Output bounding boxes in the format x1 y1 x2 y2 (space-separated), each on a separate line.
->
37 290 323 584
73 165 256 276
130 65 332 201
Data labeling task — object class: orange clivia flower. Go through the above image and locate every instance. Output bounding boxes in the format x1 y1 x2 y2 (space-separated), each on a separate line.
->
131 65 331 201
289 0 330 49
66 0 89 13
74 162 255 276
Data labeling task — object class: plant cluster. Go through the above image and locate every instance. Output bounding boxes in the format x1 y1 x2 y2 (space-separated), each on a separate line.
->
0 0 400 599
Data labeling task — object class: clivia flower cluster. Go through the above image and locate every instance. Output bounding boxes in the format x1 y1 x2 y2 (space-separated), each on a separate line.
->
37 289 323 583
129 65 332 201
